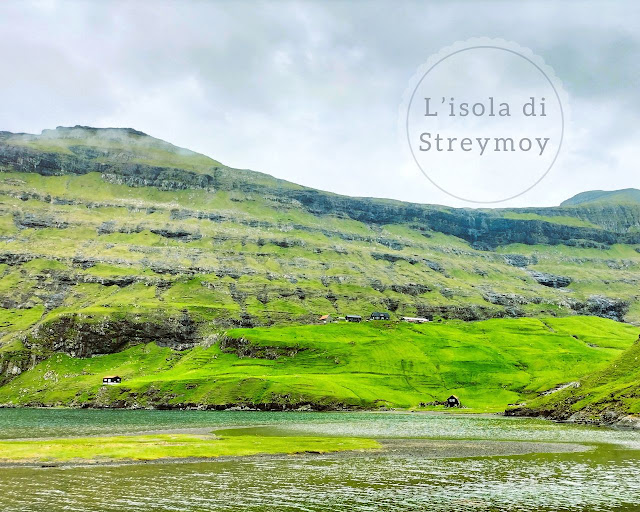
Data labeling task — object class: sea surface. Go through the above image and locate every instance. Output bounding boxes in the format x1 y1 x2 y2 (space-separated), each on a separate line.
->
0 409 639 511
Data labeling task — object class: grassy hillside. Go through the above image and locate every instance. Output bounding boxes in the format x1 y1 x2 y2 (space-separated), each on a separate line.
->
2 126 225 171
561 188 640 207
507 337 640 423
1 170 639 335
1 126 640 414
0 317 636 411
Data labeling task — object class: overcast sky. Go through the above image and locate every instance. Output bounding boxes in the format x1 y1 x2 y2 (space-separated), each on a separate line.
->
0 0 638 208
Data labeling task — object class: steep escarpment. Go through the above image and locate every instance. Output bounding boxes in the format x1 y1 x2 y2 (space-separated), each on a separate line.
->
2 127 640 250
0 309 200 385
0 128 639 338
0 126 294 192
278 192 640 248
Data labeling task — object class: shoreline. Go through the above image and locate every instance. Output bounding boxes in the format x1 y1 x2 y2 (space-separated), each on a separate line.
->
2 403 638 430
505 408 640 431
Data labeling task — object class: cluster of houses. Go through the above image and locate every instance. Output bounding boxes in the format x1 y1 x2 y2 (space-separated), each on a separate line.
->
102 313 430 386
319 312 430 324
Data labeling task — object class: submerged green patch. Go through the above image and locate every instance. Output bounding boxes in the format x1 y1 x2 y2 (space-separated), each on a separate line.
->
0 433 379 462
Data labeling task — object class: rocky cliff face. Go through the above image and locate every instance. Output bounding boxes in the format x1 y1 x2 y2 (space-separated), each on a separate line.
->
0 140 218 190
0 348 39 385
273 189 640 248
23 312 199 358
3 127 640 250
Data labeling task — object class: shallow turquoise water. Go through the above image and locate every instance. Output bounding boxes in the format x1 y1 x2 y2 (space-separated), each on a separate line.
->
0 409 639 511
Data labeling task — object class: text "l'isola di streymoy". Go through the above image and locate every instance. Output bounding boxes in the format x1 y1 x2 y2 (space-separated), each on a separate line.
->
417 97 554 156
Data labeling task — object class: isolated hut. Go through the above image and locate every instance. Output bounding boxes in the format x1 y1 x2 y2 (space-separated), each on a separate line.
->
102 375 122 385
446 395 460 408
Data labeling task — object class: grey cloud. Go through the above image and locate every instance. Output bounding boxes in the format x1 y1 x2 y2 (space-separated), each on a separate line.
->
0 0 638 207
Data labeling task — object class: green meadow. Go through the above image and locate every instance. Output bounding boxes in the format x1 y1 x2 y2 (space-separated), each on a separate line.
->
516 338 640 419
0 317 636 412
0 433 379 463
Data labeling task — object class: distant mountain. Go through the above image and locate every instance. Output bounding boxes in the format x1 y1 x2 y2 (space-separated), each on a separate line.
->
561 188 640 207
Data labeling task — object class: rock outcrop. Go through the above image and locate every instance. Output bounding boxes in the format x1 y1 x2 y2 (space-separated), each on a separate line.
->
528 271 572 288
24 312 199 357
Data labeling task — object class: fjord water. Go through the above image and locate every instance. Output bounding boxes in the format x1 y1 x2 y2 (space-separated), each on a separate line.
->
0 410 639 511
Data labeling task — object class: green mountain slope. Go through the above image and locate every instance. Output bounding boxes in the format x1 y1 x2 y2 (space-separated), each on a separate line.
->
1 125 225 170
0 126 639 413
0 317 636 411
561 188 640 207
507 337 640 425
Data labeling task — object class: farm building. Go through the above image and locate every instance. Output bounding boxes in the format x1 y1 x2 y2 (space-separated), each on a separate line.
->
446 395 461 408
370 312 390 320
402 316 430 324
345 315 362 323
102 375 122 385
319 314 332 323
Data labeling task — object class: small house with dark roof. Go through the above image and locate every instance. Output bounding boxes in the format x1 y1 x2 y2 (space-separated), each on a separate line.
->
103 375 121 385
345 315 362 323
446 395 460 408
370 312 390 321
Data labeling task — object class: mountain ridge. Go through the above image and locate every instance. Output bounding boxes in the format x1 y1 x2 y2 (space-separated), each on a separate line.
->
2 127 640 249
0 125 639 415
561 188 640 207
